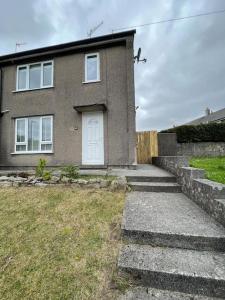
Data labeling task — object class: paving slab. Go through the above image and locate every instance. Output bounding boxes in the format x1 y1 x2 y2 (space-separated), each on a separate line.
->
122 192 225 251
119 287 223 300
109 165 174 178
118 244 225 298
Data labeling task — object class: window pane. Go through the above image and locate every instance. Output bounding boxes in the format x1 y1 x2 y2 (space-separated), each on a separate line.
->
41 144 52 151
43 62 52 86
28 117 40 151
29 64 41 89
18 67 27 90
16 145 26 152
86 55 98 81
42 117 52 142
16 119 26 142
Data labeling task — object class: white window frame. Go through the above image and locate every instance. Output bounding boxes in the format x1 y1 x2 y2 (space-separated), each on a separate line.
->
84 53 100 83
16 60 54 91
15 115 53 154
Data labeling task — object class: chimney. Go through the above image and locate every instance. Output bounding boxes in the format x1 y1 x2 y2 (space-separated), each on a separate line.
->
205 107 211 116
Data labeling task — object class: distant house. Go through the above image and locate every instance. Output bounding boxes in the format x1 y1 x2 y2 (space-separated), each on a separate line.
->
185 107 225 125
0 30 136 169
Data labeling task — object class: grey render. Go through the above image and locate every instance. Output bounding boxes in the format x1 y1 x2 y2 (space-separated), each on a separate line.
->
0 30 136 168
185 107 225 125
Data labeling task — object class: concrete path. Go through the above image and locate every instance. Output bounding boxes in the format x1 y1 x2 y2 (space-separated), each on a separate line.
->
118 165 225 299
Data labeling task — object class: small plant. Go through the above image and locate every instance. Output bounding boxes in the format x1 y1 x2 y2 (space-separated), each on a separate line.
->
35 159 47 177
43 171 52 181
61 165 79 179
35 159 52 181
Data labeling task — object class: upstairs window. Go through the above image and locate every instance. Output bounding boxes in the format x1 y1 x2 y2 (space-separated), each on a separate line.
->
16 61 53 91
15 116 53 153
85 53 100 82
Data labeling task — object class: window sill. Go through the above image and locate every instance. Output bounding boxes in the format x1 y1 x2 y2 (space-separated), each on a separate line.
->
12 86 54 93
82 80 101 84
11 151 54 155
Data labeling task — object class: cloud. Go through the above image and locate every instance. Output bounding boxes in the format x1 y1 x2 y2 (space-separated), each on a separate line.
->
0 0 225 130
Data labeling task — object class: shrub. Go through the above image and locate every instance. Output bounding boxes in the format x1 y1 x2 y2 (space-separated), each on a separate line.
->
161 122 225 143
61 165 79 179
35 159 47 177
42 171 52 181
35 159 52 181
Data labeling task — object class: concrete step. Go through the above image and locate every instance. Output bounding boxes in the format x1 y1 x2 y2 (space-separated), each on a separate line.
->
118 244 225 298
122 192 225 251
119 287 223 300
126 176 176 183
129 182 182 193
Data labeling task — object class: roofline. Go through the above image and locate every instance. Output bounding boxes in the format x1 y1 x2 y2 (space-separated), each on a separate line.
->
185 107 225 125
0 30 136 66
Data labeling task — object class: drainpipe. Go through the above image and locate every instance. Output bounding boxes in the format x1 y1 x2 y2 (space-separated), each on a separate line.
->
0 68 2 117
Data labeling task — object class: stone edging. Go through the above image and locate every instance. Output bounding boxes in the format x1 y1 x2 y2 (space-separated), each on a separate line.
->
153 156 225 227
0 175 128 191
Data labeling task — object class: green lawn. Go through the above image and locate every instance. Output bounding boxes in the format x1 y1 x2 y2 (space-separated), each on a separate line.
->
0 187 128 300
190 157 225 184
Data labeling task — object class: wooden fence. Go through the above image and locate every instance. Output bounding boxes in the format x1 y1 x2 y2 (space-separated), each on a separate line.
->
136 131 158 164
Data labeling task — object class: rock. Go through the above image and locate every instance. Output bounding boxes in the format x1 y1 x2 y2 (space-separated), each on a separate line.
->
0 181 12 187
36 177 43 182
50 176 60 183
27 176 35 183
88 183 101 189
110 176 127 191
11 176 27 182
61 176 71 183
0 176 9 181
77 179 88 185
35 182 48 187
100 179 110 188
88 178 101 183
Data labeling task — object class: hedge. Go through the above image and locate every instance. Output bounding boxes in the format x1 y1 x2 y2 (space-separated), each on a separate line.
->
161 122 225 143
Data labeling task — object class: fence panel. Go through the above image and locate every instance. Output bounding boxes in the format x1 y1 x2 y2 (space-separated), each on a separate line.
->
137 131 158 163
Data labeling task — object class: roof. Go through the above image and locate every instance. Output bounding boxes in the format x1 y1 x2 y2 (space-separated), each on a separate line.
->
0 30 136 66
186 107 225 125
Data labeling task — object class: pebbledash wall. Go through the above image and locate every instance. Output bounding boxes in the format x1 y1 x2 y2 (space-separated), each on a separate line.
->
158 133 225 157
152 156 225 228
0 31 136 169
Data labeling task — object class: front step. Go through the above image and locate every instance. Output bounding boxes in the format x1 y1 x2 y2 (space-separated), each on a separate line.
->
119 287 222 300
122 192 225 251
126 176 176 183
118 244 225 298
129 182 181 193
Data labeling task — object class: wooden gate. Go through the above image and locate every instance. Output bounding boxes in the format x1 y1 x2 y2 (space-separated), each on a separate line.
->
136 131 158 164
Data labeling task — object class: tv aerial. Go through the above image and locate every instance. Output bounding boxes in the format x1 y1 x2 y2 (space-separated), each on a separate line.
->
134 48 147 63
87 21 104 38
15 42 27 52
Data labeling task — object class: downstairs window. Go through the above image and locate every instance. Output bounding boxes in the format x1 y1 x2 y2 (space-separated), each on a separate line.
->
15 116 53 153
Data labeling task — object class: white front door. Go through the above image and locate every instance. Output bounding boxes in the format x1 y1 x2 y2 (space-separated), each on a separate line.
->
82 111 104 165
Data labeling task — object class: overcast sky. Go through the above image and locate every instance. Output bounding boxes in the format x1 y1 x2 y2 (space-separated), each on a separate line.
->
1 0 225 130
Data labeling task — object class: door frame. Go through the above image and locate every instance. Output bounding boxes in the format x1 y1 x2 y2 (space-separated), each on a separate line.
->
82 111 104 165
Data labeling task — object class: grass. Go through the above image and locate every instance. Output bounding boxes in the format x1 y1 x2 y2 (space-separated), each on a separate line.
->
190 157 225 184
0 187 130 300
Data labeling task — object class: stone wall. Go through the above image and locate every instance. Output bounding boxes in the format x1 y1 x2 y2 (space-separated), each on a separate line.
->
177 142 225 157
158 133 225 157
152 156 189 176
153 156 225 227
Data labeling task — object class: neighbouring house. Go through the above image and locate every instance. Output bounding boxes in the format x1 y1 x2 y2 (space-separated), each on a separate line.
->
0 30 136 169
185 107 225 125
